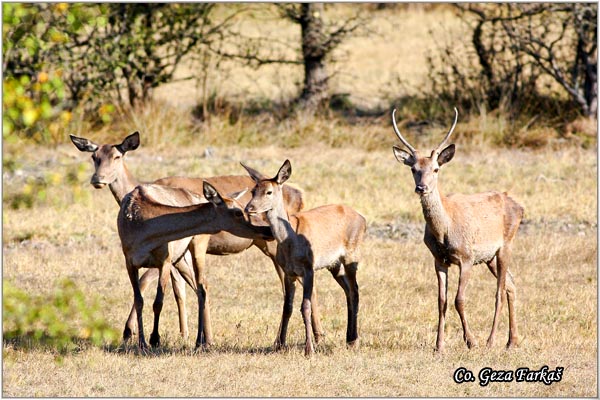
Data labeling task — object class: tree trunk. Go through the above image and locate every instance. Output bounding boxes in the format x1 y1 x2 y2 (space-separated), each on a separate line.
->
298 3 329 111
580 41 597 118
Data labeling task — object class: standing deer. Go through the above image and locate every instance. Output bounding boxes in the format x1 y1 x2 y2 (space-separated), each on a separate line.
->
242 160 366 356
70 132 195 344
118 181 273 349
390 107 524 352
70 132 326 348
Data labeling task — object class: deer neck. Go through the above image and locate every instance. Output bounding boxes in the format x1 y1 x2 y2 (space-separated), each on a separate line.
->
420 187 451 241
265 198 296 244
129 201 219 247
110 164 139 205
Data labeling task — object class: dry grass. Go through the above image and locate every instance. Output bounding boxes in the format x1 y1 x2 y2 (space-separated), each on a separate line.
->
2 139 597 397
3 5 597 397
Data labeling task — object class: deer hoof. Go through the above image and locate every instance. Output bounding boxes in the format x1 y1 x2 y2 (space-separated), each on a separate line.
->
274 339 292 352
304 342 315 357
123 327 135 341
150 332 161 348
314 332 325 344
138 340 149 352
466 339 477 349
347 338 360 350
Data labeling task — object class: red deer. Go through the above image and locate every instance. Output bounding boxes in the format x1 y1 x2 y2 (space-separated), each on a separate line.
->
70 132 325 347
390 108 524 352
118 181 272 349
242 160 366 356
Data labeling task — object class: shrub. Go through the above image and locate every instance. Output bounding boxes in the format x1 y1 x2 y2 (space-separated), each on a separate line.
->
3 279 118 352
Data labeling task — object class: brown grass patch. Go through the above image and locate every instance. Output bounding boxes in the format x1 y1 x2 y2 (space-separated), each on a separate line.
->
3 139 596 397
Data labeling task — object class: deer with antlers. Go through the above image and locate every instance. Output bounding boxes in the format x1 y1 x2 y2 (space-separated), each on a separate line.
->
242 160 366 357
390 108 524 352
70 132 326 348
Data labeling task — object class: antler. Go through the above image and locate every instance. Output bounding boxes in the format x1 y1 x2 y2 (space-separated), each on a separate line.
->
391 109 417 156
434 107 459 154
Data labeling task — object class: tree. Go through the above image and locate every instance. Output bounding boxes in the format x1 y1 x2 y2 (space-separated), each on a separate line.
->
208 4 368 114
3 4 233 111
93 4 226 107
278 3 367 112
2 3 100 142
501 4 597 117
449 4 597 118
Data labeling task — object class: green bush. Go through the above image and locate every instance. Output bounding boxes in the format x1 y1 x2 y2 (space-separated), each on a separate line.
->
3 279 118 352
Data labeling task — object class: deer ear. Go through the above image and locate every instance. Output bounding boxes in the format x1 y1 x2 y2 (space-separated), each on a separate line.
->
229 188 248 201
240 162 265 183
70 135 98 152
274 159 292 185
392 145 414 166
203 181 223 206
116 131 140 154
437 144 455 166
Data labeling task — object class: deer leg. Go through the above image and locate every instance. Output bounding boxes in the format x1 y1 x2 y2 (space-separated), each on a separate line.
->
456 261 476 348
344 262 360 348
275 274 296 350
307 274 325 344
126 263 147 349
487 248 509 348
124 268 158 340
434 260 448 353
190 236 211 347
486 257 518 347
486 257 498 277
329 264 359 347
150 256 172 348
170 261 189 340
270 255 325 344
505 268 519 348
301 268 315 357
191 236 211 348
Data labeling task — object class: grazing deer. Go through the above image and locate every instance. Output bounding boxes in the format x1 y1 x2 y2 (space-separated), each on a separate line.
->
118 181 273 349
242 160 366 356
390 108 524 352
70 132 325 347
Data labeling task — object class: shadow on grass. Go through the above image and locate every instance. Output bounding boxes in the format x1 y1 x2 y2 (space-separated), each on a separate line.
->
102 338 341 357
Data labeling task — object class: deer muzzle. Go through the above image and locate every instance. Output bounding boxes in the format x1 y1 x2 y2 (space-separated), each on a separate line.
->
415 184 429 194
90 175 107 188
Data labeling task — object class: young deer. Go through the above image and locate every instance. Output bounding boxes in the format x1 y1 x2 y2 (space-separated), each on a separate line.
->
118 181 273 349
390 108 524 352
70 132 325 347
242 160 366 357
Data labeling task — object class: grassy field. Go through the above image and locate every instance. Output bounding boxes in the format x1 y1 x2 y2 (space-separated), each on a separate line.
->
2 140 597 397
2 4 598 398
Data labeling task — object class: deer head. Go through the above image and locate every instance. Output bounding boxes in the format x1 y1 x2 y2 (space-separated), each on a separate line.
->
240 160 292 216
391 108 458 195
70 131 140 188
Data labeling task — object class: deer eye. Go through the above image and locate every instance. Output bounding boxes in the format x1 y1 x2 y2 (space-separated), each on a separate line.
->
233 210 244 218
266 190 273 195
114 155 121 160
434 168 439 173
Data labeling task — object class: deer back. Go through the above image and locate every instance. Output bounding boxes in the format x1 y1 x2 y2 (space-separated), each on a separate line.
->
156 175 304 216
288 204 366 270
